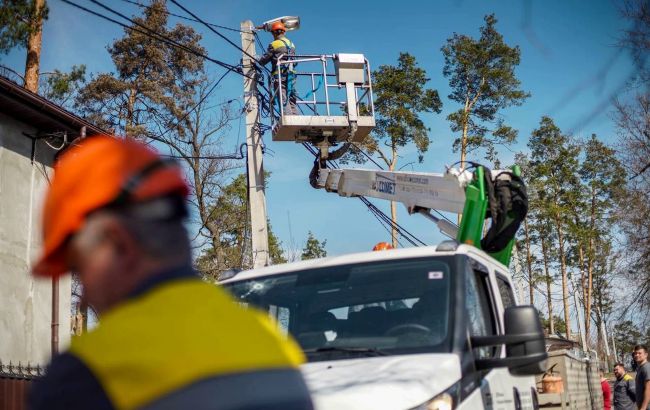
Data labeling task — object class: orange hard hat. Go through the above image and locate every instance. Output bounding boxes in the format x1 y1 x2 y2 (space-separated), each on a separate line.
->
271 21 286 33
32 135 189 278
372 242 394 251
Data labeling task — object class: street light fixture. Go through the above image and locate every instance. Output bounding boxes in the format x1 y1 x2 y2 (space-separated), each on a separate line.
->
257 16 300 32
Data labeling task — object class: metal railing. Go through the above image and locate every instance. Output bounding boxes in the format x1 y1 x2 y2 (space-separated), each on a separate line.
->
269 54 375 123
0 361 45 410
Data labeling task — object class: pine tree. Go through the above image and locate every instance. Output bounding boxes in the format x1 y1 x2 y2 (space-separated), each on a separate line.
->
345 52 442 248
301 232 327 260
0 0 48 92
40 65 86 109
442 14 529 167
578 135 626 344
196 173 286 280
75 1 241 260
528 116 580 339
76 0 204 139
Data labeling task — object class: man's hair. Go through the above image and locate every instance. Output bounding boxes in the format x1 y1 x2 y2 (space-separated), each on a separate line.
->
614 362 626 369
634 344 648 353
112 196 191 263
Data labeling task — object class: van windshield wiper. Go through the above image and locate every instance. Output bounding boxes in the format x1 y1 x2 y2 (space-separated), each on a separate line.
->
304 346 388 356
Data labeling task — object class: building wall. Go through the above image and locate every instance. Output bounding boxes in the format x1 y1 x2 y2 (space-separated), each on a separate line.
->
0 112 71 366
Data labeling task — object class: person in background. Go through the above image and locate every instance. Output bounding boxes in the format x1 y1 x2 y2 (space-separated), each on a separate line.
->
258 21 298 115
28 136 313 410
602 369 613 410
634 344 650 410
613 362 636 410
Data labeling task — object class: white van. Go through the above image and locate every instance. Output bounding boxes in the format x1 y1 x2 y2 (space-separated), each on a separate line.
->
221 242 547 410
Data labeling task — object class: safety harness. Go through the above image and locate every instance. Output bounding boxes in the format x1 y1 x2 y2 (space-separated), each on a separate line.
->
272 38 296 109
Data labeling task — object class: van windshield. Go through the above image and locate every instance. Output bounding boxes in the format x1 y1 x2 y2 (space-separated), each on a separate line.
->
222 257 453 362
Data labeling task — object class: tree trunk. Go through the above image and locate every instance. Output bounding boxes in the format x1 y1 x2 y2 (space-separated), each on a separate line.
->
523 219 535 305
585 187 596 347
554 212 571 340
24 0 45 93
457 98 471 226
460 95 471 170
126 87 136 136
541 237 555 334
579 244 589 348
390 146 398 248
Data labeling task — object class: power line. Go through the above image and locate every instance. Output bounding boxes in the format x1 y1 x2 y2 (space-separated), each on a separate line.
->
161 143 246 161
77 0 425 247
168 0 269 74
360 196 421 247
61 0 244 75
118 0 244 32
89 0 241 72
347 143 457 228
150 68 236 143
301 143 426 247
254 31 266 53
167 0 278 104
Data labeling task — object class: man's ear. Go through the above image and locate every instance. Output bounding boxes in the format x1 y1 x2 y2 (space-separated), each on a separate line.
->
103 217 139 261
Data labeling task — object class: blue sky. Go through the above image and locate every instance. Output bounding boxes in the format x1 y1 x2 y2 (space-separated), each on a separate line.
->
0 0 638 258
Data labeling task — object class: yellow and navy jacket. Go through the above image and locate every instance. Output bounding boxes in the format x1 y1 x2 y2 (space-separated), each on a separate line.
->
259 35 296 76
29 267 313 410
613 373 637 410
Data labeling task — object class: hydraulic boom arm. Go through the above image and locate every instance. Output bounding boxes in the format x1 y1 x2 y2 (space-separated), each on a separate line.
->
315 165 524 266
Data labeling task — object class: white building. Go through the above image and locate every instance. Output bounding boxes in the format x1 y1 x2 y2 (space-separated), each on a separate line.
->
0 73 104 368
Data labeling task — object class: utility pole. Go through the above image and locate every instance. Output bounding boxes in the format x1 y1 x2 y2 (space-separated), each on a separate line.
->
241 20 270 268
573 287 587 352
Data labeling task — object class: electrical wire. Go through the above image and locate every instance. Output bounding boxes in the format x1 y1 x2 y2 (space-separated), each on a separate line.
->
360 196 420 247
61 0 245 76
164 0 276 104
76 0 426 247
149 68 234 143
162 143 247 160
168 0 270 75
301 142 426 247
349 142 386 170
254 31 266 53
118 0 244 32
366 202 406 248
89 0 242 73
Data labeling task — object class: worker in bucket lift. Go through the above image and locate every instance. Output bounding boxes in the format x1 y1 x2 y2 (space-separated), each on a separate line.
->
28 136 313 410
258 21 298 115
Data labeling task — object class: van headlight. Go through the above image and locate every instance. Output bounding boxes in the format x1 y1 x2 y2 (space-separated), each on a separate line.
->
409 383 458 410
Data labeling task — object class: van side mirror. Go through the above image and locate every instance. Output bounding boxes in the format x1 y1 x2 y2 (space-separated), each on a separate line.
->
471 305 547 376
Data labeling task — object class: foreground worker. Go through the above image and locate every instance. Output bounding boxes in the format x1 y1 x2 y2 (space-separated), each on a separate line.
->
29 136 313 410
259 21 298 115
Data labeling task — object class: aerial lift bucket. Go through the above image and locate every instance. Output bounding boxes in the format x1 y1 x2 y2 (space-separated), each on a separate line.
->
269 53 375 157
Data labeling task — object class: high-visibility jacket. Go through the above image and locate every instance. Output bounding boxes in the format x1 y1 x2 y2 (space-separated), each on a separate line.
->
614 374 637 410
259 35 296 76
29 267 313 410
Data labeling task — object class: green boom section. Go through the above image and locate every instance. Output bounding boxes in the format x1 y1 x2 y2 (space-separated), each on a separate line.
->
456 166 488 249
455 165 521 267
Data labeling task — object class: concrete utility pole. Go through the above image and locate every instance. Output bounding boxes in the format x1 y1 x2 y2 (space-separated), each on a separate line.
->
573 288 588 352
241 20 270 268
